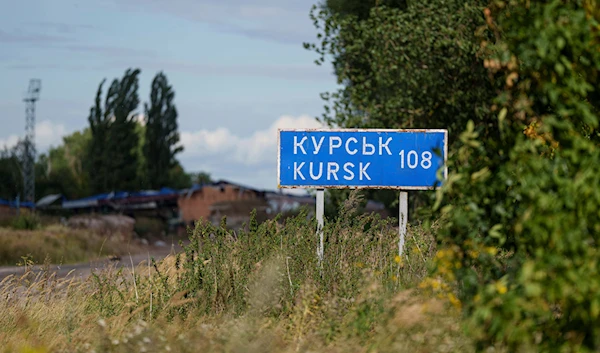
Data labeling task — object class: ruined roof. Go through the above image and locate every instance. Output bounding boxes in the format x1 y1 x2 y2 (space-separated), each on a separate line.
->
36 194 63 208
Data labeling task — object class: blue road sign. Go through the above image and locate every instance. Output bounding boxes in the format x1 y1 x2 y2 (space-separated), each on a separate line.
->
277 129 447 190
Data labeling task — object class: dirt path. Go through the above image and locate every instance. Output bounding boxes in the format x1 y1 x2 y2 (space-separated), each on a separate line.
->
0 241 186 282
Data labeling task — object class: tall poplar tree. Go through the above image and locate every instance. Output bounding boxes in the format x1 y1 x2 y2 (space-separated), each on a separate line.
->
143 72 183 189
105 68 141 191
87 68 142 193
87 79 108 193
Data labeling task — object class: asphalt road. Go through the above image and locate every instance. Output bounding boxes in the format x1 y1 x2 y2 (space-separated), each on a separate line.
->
0 242 184 282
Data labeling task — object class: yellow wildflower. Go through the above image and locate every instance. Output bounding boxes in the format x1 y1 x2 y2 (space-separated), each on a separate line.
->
485 247 498 256
448 293 461 309
495 281 508 295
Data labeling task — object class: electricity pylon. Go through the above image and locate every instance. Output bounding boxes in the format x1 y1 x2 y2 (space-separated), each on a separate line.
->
23 79 41 206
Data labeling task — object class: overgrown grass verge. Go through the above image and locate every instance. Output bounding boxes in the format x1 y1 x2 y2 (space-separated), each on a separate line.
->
0 224 133 266
0 193 470 352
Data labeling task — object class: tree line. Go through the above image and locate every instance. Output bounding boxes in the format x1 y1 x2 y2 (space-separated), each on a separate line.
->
0 69 212 201
308 0 600 350
306 0 495 217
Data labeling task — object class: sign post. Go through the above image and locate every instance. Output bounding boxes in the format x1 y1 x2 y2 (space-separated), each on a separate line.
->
316 188 324 268
277 129 447 262
399 191 408 257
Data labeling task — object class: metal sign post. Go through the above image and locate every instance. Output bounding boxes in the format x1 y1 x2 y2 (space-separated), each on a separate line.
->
399 191 408 257
277 129 448 265
316 189 324 268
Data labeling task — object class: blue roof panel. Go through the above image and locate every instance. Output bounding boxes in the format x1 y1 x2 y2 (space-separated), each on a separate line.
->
0 198 34 208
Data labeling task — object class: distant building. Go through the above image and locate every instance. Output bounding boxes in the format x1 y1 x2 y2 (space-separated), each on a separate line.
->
29 179 390 233
36 194 64 213
208 199 270 229
0 198 34 219
62 188 179 214
264 191 315 217
264 191 388 218
177 180 265 226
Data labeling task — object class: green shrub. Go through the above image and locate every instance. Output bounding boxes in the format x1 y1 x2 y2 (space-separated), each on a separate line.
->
87 191 438 342
11 213 41 230
430 1 600 351
307 0 497 216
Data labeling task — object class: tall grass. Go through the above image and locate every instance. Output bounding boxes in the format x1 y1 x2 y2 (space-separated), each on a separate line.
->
0 191 472 353
0 225 133 266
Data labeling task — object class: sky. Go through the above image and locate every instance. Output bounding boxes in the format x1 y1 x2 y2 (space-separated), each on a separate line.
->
0 0 338 193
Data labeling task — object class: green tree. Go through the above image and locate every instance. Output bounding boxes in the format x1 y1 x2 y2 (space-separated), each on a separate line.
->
168 162 193 189
87 79 109 193
36 129 91 199
105 68 142 191
135 120 147 188
324 0 407 20
0 144 23 200
307 0 495 217
190 171 213 185
87 68 142 193
143 72 183 189
428 1 600 350
308 0 494 137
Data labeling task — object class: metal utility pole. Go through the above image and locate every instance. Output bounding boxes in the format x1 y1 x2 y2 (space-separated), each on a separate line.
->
23 79 41 207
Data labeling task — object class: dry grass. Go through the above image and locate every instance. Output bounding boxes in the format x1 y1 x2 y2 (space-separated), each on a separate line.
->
0 255 470 353
0 200 472 352
0 225 135 266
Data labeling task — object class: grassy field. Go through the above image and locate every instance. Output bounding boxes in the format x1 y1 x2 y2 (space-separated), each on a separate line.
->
0 224 136 267
0 197 476 353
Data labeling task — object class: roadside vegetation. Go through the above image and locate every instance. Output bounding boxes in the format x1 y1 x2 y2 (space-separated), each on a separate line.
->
1 195 472 353
1 0 598 352
0 222 134 267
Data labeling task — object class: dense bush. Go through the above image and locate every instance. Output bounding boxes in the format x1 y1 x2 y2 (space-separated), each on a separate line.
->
307 0 496 217
10 213 41 231
87 193 438 334
430 1 600 351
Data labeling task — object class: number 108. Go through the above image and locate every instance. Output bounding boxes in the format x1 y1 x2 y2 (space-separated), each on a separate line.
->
399 150 432 169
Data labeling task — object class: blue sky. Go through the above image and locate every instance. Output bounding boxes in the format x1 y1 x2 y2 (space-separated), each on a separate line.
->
0 0 337 191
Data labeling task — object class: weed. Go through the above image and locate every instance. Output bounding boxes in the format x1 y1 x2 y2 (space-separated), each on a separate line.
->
0 225 135 266
1 192 465 352
11 214 41 231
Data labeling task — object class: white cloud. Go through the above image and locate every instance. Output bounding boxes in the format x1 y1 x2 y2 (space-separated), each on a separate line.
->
179 114 326 190
180 114 324 166
0 115 322 192
0 135 20 150
37 120 67 150
0 120 67 152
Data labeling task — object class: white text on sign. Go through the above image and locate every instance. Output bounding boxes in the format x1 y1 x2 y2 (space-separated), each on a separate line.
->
294 136 393 156
278 129 448 189
293 162 371 181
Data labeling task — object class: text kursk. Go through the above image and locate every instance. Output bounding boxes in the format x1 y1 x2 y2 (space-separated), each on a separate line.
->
291 135 393 182
293 136 392 156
